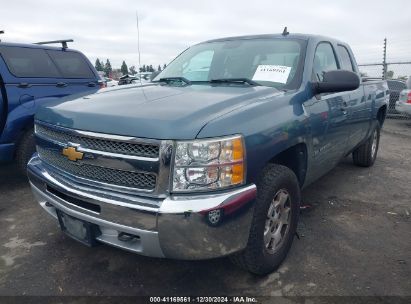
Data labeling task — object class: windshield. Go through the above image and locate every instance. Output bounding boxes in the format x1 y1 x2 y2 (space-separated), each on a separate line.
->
154 38 306 89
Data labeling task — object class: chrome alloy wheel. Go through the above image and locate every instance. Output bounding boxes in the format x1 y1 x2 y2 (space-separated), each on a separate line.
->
264 189 291 254
371 129 378 158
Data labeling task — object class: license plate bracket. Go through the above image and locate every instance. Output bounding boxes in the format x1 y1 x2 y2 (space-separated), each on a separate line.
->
56 210 100 247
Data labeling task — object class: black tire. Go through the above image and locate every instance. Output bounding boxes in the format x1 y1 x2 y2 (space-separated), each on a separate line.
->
230 164 301 275
15 128 36 176
352 122 380 167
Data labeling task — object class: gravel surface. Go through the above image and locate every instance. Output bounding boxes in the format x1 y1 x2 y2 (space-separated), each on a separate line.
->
0 119 410 297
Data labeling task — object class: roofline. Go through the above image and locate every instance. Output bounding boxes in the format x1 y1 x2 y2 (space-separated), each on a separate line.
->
199 33 348 46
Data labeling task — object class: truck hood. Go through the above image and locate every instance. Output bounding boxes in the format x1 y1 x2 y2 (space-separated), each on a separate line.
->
36 83 282 139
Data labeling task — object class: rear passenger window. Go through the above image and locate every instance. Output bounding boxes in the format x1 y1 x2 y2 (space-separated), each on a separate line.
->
337 45 354 72
47 50 94 78
313 43 338 82
0 46 60 78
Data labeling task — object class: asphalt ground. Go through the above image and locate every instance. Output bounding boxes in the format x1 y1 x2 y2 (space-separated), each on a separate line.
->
0 119 410 299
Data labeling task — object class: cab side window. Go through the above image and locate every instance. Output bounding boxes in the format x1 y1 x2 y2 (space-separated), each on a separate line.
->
313 43 338 82
0 46 60 78
337 45 355 72
47 50 95 78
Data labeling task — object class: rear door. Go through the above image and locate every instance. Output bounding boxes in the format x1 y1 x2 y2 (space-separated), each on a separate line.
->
336 44 368 151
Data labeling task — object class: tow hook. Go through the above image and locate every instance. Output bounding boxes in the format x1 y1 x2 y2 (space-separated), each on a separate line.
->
117 232 139 242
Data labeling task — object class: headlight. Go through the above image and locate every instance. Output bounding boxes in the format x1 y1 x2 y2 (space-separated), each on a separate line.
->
172 135 245 192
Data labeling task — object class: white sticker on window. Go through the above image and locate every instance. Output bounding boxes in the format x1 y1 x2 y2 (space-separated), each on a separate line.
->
252 65 292 84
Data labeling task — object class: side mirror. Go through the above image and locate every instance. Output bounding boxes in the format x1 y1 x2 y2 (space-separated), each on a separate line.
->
313 70 360 94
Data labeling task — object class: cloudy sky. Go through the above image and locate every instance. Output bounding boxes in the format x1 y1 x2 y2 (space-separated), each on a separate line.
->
1 0 410 72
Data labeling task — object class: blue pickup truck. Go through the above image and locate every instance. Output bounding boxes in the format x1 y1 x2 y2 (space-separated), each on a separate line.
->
27 33 388 275
0 40 102 173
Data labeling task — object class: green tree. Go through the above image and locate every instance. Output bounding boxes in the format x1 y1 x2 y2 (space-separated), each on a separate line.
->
129 65 137 75
104 59 112 77
386 70 394 79
157 65 162 72
120 60 129 75
95 58 103 71
163 64 167 70
149 64 154 72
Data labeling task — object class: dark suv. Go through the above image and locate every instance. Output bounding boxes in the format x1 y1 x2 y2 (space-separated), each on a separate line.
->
0 40 102 173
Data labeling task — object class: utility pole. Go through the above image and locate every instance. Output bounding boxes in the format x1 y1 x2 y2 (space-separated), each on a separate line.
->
382 38 387 80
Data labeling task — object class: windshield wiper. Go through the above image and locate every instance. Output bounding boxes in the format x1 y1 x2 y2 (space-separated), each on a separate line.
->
158 77 191 85
210 78 260 86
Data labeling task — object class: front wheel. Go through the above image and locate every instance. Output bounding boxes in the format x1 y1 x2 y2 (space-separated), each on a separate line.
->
352 122 380 167
230 164 300 275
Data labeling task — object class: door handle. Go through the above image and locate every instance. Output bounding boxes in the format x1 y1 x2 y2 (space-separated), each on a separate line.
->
17 82 31 88
340 101 348 114
56 82 68 88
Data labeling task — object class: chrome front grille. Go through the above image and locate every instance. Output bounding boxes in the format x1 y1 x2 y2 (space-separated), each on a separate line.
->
34 122 168 193
35 124 159 158
37 147 157 190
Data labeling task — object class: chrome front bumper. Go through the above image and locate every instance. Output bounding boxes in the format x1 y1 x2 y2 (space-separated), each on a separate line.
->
28 155 257 259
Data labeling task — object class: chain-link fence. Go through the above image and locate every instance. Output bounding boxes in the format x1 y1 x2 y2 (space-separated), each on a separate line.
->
358 62 411 119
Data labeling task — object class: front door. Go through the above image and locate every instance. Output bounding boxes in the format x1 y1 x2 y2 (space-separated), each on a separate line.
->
305 42 350 181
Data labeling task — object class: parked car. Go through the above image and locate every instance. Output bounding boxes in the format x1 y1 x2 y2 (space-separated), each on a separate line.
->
138 72 153 82
387 79 407 114
395 77 411 116
28 33 388 275
0 40 102 173
105 77 118 87
118 74 138 85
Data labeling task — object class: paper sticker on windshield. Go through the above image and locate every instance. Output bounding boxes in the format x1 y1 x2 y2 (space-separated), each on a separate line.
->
252 65 292 84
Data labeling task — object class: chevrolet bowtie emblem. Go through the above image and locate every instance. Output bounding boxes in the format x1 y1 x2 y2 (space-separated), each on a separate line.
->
62 146 84 161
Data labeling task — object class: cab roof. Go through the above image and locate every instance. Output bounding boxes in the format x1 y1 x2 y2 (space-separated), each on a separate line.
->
202 33 347 46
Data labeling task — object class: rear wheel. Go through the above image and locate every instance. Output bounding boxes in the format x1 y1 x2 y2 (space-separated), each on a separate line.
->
16 128 36 176
352 122 380 167
230 164 300 275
